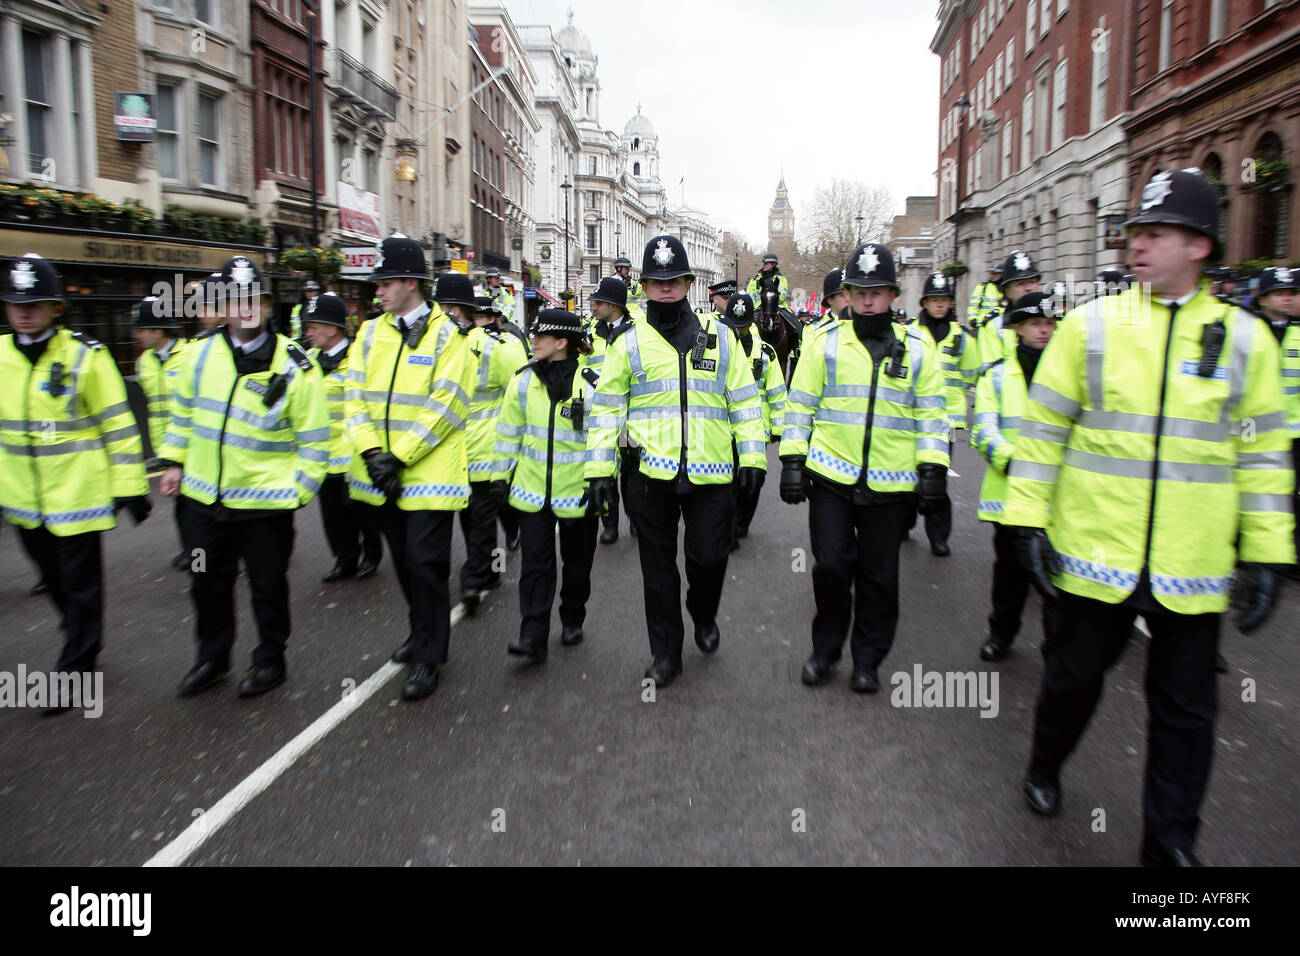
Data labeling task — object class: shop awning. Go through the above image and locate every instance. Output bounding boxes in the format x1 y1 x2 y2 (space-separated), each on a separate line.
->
536 288 561 305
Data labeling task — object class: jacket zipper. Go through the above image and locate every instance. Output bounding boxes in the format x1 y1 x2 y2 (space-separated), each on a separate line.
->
384 331 404 447
1140 304 1179 574
545 393 557 504
860 356 882 485
23 360 44 516
214 373 240 503
678 350 689 477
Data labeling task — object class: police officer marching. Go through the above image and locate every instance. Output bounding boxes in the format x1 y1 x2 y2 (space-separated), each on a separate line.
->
718 291 785 549
707 279 737 321
584 276 635 544
968 250 1043 380
452 278 527 615
584 235 767 688
1005 169 1294 866
290 279 321 342
493 309 600 662
485 267 517 325
346 236 476 701
779 243 949 693
1251 265 1300 566
133 295 189 570
966 261 1003 328
158 256 328 699
477 295 525 553
1 254 151 713
303 291 382 583
971 291 1059 661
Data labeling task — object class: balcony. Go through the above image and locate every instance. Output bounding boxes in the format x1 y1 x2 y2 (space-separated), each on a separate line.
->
327 49 397 119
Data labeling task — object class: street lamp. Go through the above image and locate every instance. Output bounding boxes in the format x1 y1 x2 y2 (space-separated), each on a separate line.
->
732 255 739 284
953 94 972 277
614 224 622 257
560 179 573 309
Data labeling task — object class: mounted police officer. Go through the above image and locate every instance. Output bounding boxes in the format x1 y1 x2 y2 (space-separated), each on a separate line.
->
1005 169 1294 866
584 235 766 688
584 276 634 544
747 252 791 313
133 295 189 570
613 255 645 318
345 235 476 701
1 254 151 712
159 256 328 699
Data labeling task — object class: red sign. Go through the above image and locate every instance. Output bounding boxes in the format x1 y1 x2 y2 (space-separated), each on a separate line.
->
340 247 379 276
466 249 476 260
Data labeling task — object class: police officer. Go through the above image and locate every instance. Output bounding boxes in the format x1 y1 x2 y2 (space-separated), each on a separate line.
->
971 292 1059 661
584 235 767 687
1253 265 1300 566
1094 268 1126 298
133 295 189 570
1 255 151 711
791 269 850 379
969 250 1043 380
454 281 527 614
493 309 599 662
159 256 328 699
289 279 321 341
346 236 476 700
1006 169 1294 866
779 243 949 693
477 296 526 552
613 255 645 303
967 262 1003 326
913 270 971 556
303 291 382 583
584 276 634 544
708 279 737 320
718 291 785 549
747 252 791 313
485 267 517 324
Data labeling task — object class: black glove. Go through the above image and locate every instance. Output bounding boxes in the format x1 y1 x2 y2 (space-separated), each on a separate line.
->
114 495 152 525
580 478 616 517
364 451 403 501
490 480 510 510
779 455 808 504
1230 563 1278 634
1014 527 1061 600
737 466 765 497
916 463 947 516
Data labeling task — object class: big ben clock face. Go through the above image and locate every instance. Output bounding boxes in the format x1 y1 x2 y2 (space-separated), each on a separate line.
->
772 221 782 232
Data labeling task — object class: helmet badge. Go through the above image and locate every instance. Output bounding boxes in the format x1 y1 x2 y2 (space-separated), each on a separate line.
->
1141 171 1174 211
858 246 880 276
231 257 255 285
1013 252 1031 273
932 273 947 289
11 261 36 291
652 239 675 267
731 300 746 317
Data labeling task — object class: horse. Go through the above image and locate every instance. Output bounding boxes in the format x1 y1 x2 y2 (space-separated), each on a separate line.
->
755 289 801 383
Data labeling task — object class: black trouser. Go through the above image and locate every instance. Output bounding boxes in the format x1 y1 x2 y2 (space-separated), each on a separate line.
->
458 481 500 593
498 497 519 542
1027 589 1219 854
18 527 103 672
172 496 186 557
616 446 638 530
318 472 381 569
372 505 454 665
922 441 953 544
988 523 1032 643
626 470 732 661
808 484 910 668
181 507 295 670
516 507 598 646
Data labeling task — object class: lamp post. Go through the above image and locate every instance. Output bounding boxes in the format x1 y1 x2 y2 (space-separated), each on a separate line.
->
952 94 972 279
597 214 606 281
304 1 321 247
614 224 621 257
560 179 572 309
732 255 739 284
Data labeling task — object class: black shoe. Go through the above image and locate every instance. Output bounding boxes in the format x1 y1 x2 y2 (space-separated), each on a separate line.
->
560 625 584 646
850 664 880 694
900 528 912 542
179 661 228 698
694 621 720 655
644 657 681 687
506 531 521 552
391 639 413 665
931 540 951 557
980 636 1012 661
401 663 440 700
507 639 548 663
356 557 380 580
801 657 833 687
1140 844 1203 867
599 526 618 545
459 591 482 616
171 552 191 572
238 664 286 698
737 525 749 539
1023 775 1061 816
321 563 357 583
1214 652 1228 674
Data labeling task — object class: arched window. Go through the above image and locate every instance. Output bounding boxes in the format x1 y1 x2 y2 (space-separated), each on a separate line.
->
1250 132 1289 260
632 137 639 151
633 162 640 176
1201 152 1228 253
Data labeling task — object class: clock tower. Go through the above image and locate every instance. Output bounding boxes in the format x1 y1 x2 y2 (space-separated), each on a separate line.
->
767 174 796 261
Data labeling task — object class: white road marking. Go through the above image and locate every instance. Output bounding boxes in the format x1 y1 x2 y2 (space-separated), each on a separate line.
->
144 600 471 867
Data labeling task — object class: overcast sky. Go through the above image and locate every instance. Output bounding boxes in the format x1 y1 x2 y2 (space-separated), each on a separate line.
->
503 0 941 245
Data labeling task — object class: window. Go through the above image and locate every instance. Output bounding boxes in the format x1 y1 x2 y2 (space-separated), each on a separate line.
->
153 0 175 9
22 29 52 176
585 224 597 252
1040 0 1052 37
1002 118 1013 180
588 155 596 175
986 65 994 102
1158 0 1173 72
1058 0 1067 14
156 82 180 180
195 0 216 25
995 54 1004 97
1022 88 1034 163
198 91 220 186
633 161 640 176
1006 37 1015 83
365 147 378 193
969 24 976 61
1051 61 1067 150
1208 0 1225 43
1026 0 1036 50
1090 28 1109 130
589 265 599 283
586 190 597 209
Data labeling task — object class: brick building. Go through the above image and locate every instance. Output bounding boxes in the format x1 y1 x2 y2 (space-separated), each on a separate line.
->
932 0 1134 317
1124 0 1299 268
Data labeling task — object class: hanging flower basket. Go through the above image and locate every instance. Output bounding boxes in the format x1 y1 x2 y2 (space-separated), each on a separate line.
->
1244 158 1290 193
941 261 971 278
279 246 347 275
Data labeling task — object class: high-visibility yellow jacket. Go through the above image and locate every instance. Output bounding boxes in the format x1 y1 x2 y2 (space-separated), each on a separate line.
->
1279 321 1300 438
0 327 147 535
973 353 1028 522
967 279 1002 324
136 337 188 453
734 330 786 439
917 318 973 430
585 312 766 484
747 273 791 312
1004 285 1295 613
493 360 597 518
309 340 354 475
160 330 328 510
490 285 515 321
465 324 527 479
582 315 632 375
780 321 950 491
290 303 303 341
971 311 1016 379
344 305 475 510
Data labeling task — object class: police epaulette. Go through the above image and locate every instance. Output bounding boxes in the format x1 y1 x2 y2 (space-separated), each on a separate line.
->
608 320 631 342
285 341 315 372
482 325 505 342
69 330 106 350
761 342 777 360
581 366 600 389
515 360 540 376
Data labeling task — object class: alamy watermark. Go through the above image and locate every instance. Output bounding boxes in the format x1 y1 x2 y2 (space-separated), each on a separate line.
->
890 664 999 718
0 666 103 717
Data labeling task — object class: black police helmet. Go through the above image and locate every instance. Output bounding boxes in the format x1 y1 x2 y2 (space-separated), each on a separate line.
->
591 276 628 309
841 243 899 291
1123 169 1220 240
368 234 429 281
2 254 65 304
921 271 956 300
640 234 693 282
215 255 273 300
474 294 501 317
718 293 755 329
822 269 845 300
133 296 179 329
432 273 477 309
1257 266 1300 296
761 252 778 265
1004 291 1059 325
998 250 1041 290
301 292 349 330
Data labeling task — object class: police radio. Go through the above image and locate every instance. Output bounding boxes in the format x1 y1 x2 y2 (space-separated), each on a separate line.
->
569 394 584 431
47 362 65 397
262 372 289 408
1198 320 1227 378
885 340 908 378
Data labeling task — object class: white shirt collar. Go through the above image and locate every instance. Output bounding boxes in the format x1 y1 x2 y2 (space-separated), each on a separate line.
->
1161 288 1199 309
231 330 269 355
391 301 431 330
325 337 350 357
154 337 176 361
16 328 56 346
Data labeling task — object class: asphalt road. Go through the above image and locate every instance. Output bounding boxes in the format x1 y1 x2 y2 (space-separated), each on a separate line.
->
1 437 1297 866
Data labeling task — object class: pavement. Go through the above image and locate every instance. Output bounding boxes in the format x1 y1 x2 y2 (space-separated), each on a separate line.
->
1 437 1297 866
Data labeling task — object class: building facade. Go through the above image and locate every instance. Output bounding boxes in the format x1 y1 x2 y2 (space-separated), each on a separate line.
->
887 195 939 311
